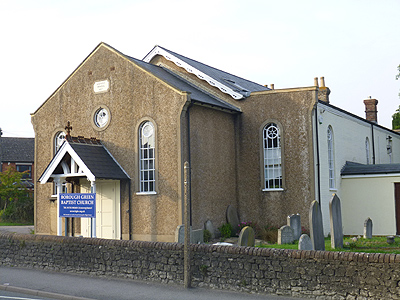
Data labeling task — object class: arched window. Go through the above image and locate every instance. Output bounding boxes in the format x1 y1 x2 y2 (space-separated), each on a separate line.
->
54 131 66 153
53 131 66 195
365 137 370 164
327 126 335 189
263 123 282 190
139 121 155 193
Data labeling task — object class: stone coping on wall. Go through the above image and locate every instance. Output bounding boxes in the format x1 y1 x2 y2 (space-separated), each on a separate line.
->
1 232 399 264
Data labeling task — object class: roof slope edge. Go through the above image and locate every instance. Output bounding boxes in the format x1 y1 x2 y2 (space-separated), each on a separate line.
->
143 45 269 100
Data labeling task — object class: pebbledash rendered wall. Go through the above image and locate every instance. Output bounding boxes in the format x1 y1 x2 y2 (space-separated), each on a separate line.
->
1 233 400 299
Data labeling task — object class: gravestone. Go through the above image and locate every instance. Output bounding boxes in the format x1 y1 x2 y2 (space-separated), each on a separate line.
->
309 200 325 250
204 220 215 239
298 234 313 250
278 225 294 245
176 224 185 243
175 225 204 244
287 214 301 240
192 229 204 243
226 205 240 235
238 226 255 247
364 217 373 239
329 194 343 249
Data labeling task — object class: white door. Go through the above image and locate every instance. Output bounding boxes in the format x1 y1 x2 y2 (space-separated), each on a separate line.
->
80 180 120 239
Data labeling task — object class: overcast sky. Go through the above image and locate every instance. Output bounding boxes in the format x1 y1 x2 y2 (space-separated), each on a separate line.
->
1 0 399 137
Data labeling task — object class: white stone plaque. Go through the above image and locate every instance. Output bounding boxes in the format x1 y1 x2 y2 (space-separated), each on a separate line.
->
93 80 110 93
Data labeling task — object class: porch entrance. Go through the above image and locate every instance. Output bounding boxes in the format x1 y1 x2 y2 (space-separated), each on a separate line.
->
81 180 120 239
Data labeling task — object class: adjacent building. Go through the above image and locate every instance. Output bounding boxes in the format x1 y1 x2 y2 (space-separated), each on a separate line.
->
0 137 35 189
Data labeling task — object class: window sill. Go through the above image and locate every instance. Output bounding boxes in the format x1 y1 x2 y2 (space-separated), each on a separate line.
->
329 188 338 192
262 188 284 192
136 191 157 196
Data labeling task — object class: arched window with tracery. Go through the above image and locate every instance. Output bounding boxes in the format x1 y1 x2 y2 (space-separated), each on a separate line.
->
263 123 282 190
139 121 156 193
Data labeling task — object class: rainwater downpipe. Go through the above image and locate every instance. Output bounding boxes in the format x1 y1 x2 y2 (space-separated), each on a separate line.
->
187 102 193 226
314 104 321 203
128 179 132 240
371 123 376 164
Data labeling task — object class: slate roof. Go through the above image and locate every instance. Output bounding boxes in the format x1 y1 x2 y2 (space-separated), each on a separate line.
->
128 56 241 113
40 136 129 182
341 161 400 176
154 46 270 97
319 100 400 138
0 137 34 163
67 137 129 180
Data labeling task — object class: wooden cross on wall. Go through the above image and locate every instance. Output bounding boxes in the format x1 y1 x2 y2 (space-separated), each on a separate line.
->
65 121 72 137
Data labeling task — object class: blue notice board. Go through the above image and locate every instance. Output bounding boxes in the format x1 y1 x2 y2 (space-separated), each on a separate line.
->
59 193 96 218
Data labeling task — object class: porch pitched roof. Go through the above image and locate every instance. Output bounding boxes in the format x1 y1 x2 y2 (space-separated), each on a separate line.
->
39 136 129 183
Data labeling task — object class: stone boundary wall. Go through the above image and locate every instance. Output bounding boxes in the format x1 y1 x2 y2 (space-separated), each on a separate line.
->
1 232 400 299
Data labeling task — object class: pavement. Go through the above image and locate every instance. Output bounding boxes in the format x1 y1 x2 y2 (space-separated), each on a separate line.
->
0 266 299 300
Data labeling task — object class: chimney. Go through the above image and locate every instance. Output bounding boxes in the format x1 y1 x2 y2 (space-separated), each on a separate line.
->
317 76 330 103
364 97 378 123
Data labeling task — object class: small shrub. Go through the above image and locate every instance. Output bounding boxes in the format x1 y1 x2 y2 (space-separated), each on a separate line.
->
237 221 261 238
259 224 279 243
199 264 208 276
203 229 212 242
301 226 310 236
218 223 233 239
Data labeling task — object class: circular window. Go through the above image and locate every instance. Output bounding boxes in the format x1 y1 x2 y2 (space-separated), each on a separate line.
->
92 106 111 130
94 108 109 128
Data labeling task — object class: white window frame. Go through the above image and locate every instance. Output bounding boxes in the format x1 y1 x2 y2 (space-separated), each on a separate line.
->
138 121 156 194
327 126 336 190
262 123 283 191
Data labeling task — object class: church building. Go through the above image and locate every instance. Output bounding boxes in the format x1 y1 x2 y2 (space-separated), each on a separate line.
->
31 43 400 240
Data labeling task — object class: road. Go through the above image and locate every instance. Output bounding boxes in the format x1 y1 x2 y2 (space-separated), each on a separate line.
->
0 266 300 300
0 289 58 300
0 226 34 234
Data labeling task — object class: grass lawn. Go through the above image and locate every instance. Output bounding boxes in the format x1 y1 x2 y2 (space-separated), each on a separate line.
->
0 222 33 226
258 236 400 254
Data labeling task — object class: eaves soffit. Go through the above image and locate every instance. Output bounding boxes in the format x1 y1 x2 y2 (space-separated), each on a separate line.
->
143 46 249 100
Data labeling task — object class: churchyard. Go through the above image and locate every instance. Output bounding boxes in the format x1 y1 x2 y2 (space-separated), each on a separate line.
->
208 194 400 255
259 236 400 254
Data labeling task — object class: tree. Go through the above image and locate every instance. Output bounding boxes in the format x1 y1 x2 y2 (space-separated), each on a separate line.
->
397 64 400 80
397 64 400 98
0 167 33 223
394 65 400 129
392 105 400 130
